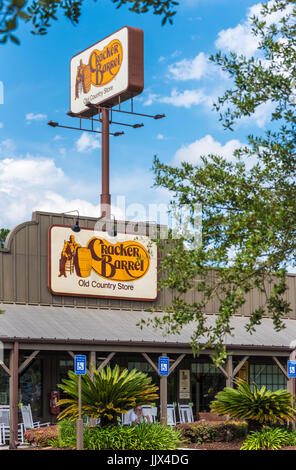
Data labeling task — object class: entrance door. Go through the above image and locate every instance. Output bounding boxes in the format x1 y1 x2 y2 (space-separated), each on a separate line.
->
191 364 226 412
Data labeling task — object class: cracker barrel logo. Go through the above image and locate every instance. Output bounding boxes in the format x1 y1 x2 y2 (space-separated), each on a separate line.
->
75 39 123 99
58 235 150 282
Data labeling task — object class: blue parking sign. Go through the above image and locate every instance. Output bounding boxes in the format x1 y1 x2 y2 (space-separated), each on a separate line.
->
159 357 169 376
75 355 86 375
288 360 296 378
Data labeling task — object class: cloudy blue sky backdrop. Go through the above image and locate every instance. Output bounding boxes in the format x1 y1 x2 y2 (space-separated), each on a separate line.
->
0 0 278 229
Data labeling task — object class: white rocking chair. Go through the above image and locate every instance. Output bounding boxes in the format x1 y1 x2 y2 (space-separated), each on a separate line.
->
20 405 50 431
166 404 177 426
142 405 158 423
178 404 194 423
0 406 24 444
0 423 5 446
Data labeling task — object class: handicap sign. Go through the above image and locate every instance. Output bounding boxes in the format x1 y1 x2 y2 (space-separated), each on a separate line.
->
288 360 296 378
159 356 169 376
75 355 86 375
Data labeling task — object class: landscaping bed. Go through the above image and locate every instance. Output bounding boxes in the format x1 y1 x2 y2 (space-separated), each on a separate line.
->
19 419 296 451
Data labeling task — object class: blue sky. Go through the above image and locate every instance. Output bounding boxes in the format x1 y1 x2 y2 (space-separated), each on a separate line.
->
0 0 276 229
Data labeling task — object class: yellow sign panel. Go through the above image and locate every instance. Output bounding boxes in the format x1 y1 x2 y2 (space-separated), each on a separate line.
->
75 40 123 99
49 226 158 301
87 238 150 282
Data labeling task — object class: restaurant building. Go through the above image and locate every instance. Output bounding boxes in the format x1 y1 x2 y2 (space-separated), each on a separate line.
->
1 26 296 448
0 210 296 436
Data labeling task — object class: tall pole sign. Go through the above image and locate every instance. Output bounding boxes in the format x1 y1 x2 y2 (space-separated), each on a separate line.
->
70 26 144 219
48 26 165 220
70 26 144 115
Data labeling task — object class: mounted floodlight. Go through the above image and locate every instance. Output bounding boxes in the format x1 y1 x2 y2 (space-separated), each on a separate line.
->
154 114 166 120
67 111 80 118
71 219 81 233
132 123 144 128
48 121 59 127
60 210 81 233
86 102 99 109
114 132 125 137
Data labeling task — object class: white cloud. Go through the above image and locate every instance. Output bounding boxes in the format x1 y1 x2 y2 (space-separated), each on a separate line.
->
157 134 164 140
0 157 64 189
76 132 100 153
0 139 15 153
0 155 167 228
168 52 212 81
173 134 243 165
25 112 47 123
239 100 275 129
215 0 294 58
0 122 3 128
0 156 66 227
215 23 259 58
145 88 212 109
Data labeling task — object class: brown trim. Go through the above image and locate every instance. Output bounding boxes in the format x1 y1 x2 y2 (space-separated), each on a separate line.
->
0 336 293 353
47 224 158 302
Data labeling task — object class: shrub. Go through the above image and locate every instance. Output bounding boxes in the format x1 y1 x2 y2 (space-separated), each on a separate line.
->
55 419 182 450
24 426 58 447
56 418 76 447
210 378 295 431
83 423 182 450
58 365 158 426
241 427 296 450
175 421 247 444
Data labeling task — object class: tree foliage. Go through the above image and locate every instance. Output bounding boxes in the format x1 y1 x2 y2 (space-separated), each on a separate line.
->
142 0 296 364
0 228 9 248
0 0 178 44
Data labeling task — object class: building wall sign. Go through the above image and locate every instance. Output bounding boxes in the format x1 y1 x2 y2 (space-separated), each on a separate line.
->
48 225 157 300
179 369 191 400
70 26 144 115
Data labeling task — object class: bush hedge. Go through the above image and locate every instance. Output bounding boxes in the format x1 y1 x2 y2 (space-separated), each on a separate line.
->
175 421 247 444
52 419 182 450
241 427 296 450
24 426 58 447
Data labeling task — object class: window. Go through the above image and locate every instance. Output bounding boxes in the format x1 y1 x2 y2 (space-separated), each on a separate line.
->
19 357 42 418
249 364 286 391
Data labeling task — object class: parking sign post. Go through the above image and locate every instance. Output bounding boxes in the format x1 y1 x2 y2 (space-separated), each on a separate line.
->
74 355 86 450
159 356 169 425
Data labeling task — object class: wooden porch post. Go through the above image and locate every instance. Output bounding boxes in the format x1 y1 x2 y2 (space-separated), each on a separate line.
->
226 355 233 388
9 341 19 449
142 352 186 425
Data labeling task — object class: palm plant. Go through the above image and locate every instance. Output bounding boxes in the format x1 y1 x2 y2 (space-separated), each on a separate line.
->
210 378 295 431
57 365 159 426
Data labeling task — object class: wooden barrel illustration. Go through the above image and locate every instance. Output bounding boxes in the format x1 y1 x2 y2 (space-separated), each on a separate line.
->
82 65 91 94
74 247 92 278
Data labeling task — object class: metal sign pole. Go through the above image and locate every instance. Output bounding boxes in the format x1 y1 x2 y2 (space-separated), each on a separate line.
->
101 107 111 220
75 355 86 450
76 375 83 450
159 355 169 425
